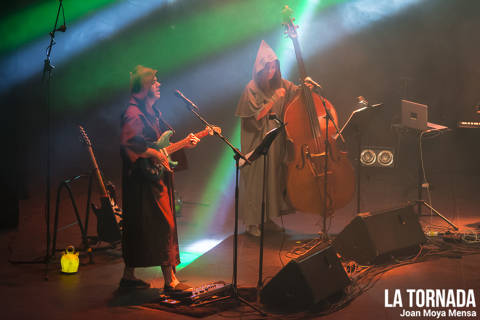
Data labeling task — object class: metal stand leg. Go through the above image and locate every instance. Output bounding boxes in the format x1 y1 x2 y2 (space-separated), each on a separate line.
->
230 156 266 316
257 154 268 297
356 134 362 214
416 200 458 231
49 173 96 274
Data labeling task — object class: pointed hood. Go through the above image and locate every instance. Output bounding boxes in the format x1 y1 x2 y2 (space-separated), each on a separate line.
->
253 40 278 76
252 40 282 93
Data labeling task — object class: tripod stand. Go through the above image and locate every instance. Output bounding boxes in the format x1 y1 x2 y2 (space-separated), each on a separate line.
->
176 91 265 315
416 127 458 231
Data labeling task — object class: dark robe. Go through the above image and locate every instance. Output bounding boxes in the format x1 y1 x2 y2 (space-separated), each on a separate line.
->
120 97 180 268
235 41 297 226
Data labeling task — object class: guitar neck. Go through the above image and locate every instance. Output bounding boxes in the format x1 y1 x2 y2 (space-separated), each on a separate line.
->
86 145 109 198
165 128 210 155
79 126 110 198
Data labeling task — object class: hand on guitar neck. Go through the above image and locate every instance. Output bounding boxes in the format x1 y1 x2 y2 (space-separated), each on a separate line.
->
142 125 221 179
182 125 221 149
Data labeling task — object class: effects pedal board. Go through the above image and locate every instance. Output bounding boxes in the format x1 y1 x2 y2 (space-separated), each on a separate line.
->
160 281 232 306
188 281 232 304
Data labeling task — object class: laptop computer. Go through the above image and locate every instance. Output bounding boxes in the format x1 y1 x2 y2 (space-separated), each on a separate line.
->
400 99 449 132
401 99 428 131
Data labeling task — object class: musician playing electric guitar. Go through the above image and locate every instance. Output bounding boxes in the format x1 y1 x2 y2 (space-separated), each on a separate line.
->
120 65 216 292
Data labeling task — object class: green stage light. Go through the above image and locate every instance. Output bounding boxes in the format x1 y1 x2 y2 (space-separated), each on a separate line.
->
0 0 117 54
52 0 344 110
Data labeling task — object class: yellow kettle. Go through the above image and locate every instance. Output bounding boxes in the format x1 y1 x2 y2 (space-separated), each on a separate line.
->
61 245 79 274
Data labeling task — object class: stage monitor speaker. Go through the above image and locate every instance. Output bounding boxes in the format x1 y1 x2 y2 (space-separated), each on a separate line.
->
333 203 426 265
260 245 350 309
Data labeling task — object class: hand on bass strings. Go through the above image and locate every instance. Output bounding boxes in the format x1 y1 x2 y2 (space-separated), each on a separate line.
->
274 87 286 99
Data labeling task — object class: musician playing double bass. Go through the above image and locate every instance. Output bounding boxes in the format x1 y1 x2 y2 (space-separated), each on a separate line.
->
235 41 334 237
119 65 200 292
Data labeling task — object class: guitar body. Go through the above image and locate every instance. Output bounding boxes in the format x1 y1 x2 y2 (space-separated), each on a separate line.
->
137 130 175 182
92 196 122 243
136 127 218 181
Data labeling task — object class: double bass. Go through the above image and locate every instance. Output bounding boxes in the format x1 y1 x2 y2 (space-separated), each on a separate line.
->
282 7 355 216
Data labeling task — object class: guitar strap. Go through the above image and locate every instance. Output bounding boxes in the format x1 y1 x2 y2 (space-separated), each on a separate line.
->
130 97 164 140
151 103 175 135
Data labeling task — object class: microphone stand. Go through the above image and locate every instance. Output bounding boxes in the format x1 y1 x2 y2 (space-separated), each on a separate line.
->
310 83 345 240
42 0 65 281
177 93 265 315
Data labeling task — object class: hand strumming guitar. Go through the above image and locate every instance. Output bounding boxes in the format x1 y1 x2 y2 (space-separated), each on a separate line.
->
145 148 172 172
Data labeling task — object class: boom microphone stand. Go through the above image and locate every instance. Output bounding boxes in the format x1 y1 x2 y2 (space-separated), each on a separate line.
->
43 0 67 280
175 90 265 315
308 82 345 240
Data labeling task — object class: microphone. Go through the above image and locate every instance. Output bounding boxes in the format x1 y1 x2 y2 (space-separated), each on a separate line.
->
269 113 282 124
175 90 199 111
49 25 67 37
304 76 322 90
357 96 369 108
56 25 67 32
268 114 286 127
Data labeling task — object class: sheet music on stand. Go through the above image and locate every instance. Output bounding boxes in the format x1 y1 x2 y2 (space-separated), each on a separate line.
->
239 125 285 167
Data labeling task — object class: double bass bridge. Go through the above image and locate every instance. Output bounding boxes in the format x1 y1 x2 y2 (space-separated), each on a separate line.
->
297 144 333 178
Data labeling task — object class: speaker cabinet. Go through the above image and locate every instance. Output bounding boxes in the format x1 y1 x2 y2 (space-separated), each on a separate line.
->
260 245 350 309
333 204 426 265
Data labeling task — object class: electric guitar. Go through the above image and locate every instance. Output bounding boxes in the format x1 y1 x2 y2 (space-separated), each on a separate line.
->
79 126 122 243
138 126 220 181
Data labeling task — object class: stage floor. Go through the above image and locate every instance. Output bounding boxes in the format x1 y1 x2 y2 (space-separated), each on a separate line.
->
1 173 479 319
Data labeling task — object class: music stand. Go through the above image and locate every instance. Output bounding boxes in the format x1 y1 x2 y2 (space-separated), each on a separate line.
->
240 125 286 294
340 103 384 213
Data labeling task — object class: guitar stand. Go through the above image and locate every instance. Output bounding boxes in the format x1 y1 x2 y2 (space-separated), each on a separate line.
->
51 173 95 266
49 170 119 273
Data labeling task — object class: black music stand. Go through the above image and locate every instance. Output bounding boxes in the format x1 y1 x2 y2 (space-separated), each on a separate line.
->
339 103 384 213
240 125 285 294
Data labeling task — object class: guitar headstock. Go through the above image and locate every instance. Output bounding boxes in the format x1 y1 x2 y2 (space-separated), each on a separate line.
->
282 5 298 40
78 125 92 147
